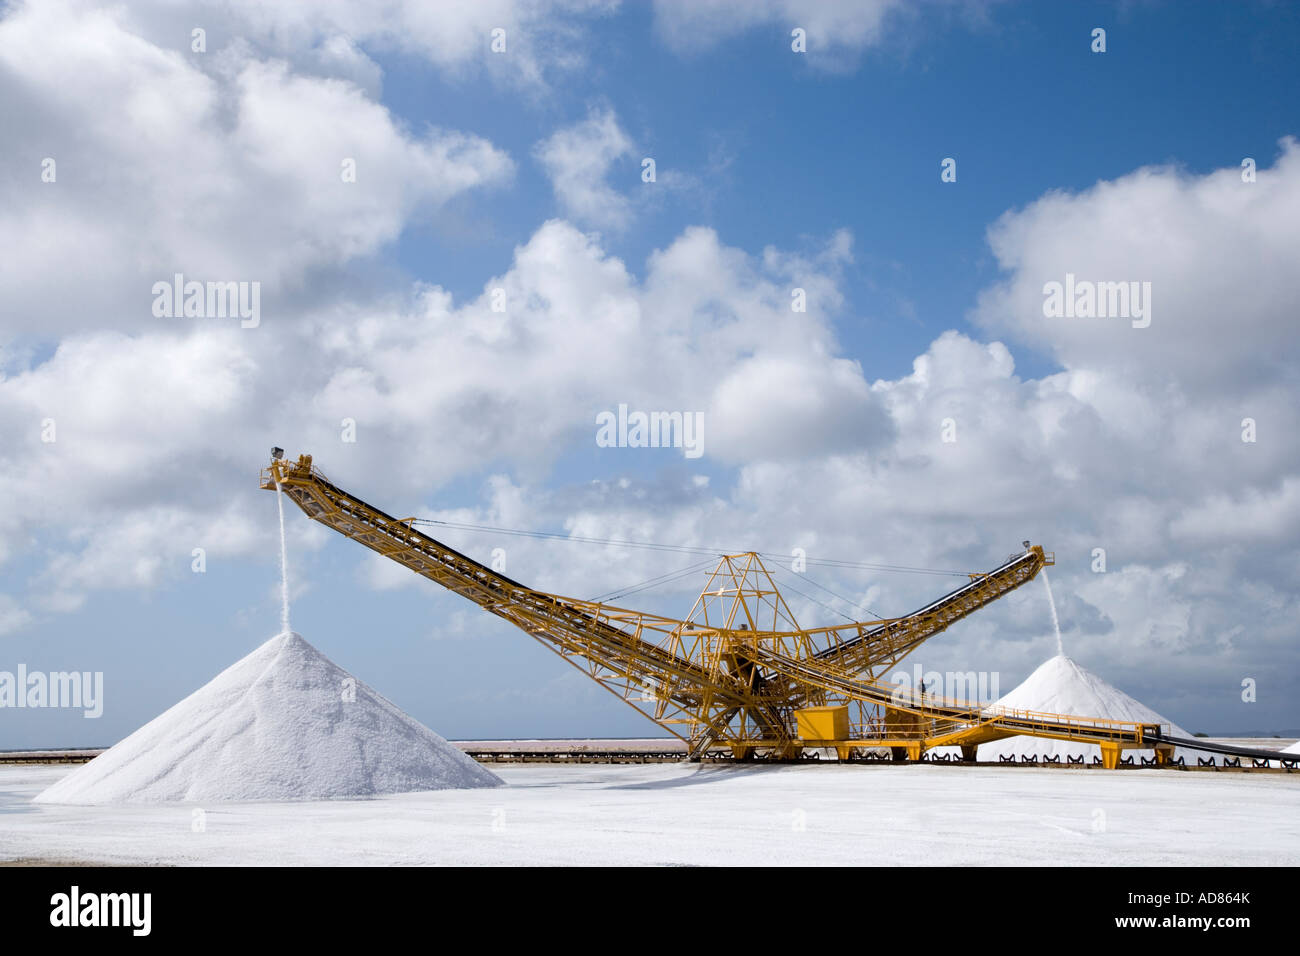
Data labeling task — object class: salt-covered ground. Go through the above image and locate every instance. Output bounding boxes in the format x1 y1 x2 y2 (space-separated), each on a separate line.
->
2 761 1297 866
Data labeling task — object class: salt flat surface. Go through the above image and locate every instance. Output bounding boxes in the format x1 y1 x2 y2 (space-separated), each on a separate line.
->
3 762 1297 866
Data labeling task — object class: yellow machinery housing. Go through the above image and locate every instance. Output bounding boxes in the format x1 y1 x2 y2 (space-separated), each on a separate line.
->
262 452 1174 767
795 706 850 743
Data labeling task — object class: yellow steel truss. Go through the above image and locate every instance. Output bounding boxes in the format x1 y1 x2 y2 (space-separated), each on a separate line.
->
262 453 1172 766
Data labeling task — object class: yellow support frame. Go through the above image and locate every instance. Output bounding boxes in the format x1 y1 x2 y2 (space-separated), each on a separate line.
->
262 453 1170 766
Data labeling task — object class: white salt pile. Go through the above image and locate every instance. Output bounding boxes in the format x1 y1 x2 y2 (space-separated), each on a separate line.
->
978 654 1192 762
36 632 501 804
1283 739 1300 755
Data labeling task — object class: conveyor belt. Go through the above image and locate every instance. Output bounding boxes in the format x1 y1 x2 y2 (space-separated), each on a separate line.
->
1151 733 1299 762
757 649 1163 747
813 550 1039 661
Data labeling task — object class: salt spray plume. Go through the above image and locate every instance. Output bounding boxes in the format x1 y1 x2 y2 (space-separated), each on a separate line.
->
1042 568 1063 656
275 481 291 635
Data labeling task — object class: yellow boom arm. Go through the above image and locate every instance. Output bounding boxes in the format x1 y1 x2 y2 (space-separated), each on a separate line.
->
262 452 1060 757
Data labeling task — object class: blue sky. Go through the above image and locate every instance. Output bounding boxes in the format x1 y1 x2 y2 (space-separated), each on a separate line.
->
386 0 1300 384
2 0 1299 749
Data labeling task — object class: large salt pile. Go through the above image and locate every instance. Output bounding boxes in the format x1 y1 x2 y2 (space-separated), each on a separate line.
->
978 655 1192 762
1283 739 1300 755
36 632 501 804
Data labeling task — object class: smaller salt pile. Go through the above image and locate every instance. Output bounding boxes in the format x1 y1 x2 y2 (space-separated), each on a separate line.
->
1283 739 1300 755
979 655 1192 763
36 632 501 804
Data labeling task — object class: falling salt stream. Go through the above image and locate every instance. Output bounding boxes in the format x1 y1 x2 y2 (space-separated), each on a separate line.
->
1042 568 1063 656
275 481 291 635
